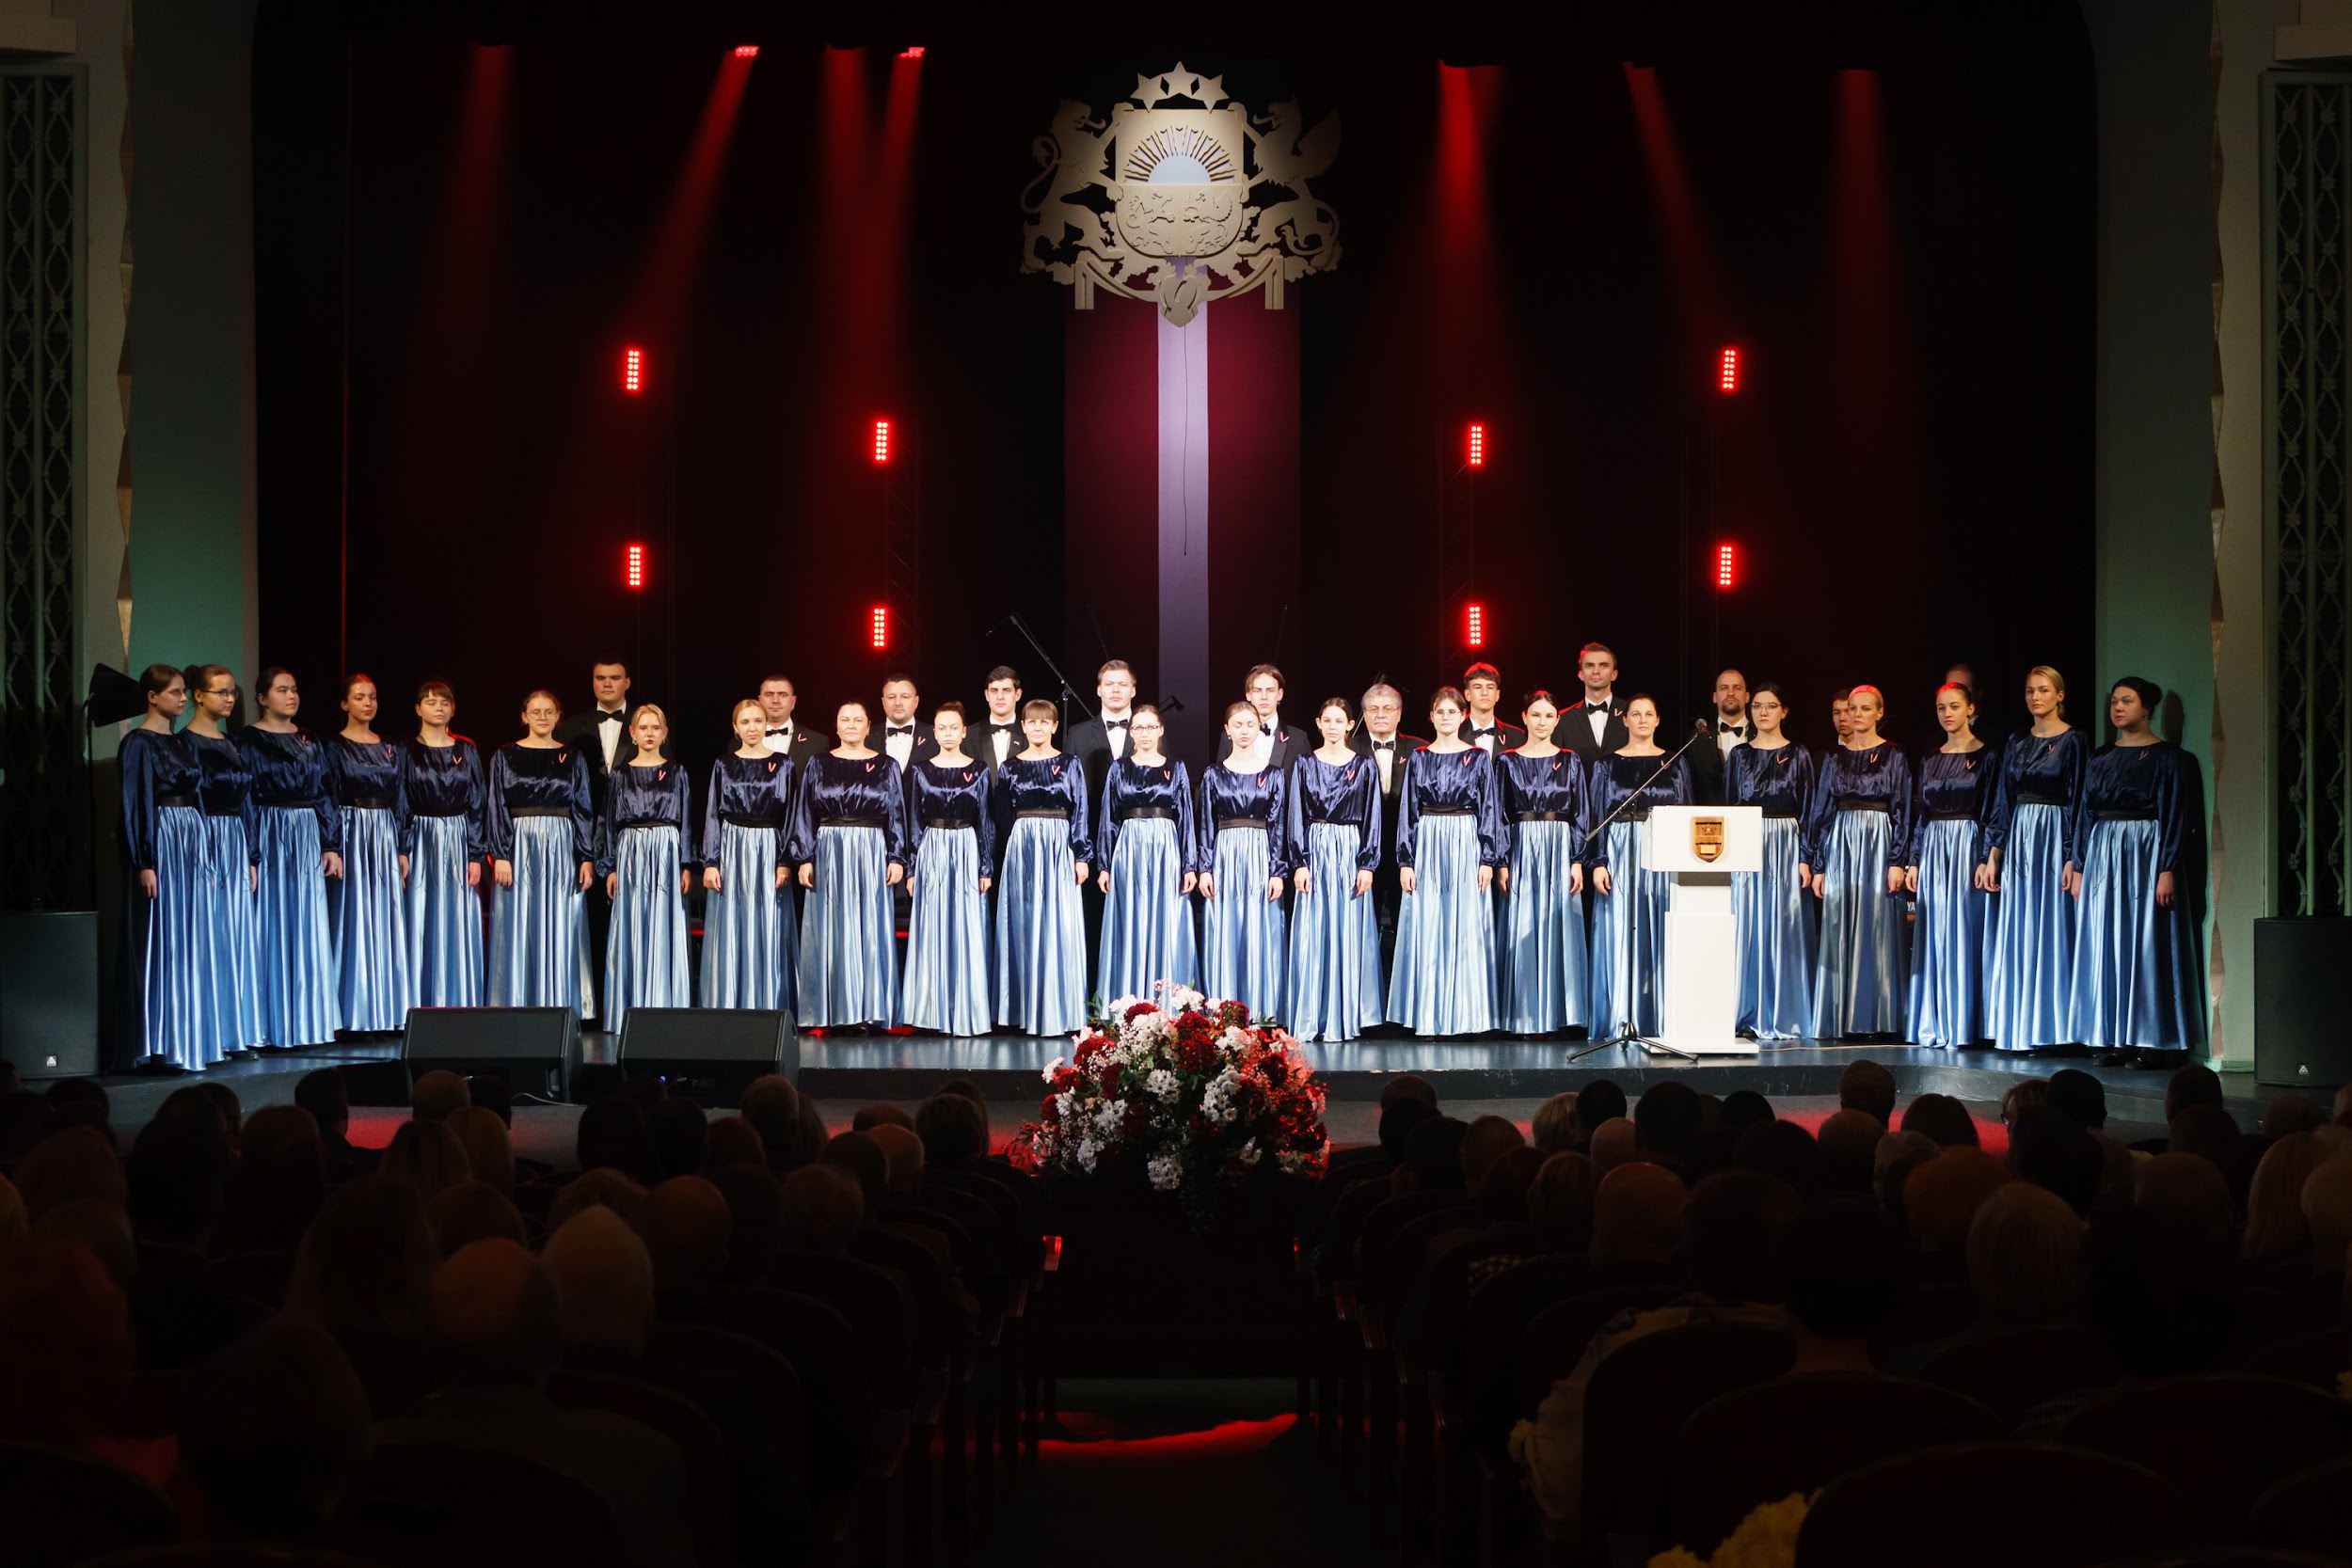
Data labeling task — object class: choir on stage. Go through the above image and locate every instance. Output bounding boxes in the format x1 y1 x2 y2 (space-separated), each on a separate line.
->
118 648 2211 1069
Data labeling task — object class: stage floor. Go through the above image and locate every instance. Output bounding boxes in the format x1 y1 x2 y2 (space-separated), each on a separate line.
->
77 1027 2260 1135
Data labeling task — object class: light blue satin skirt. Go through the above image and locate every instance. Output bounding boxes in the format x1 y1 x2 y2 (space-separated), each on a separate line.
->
142 806 246 1069
487 816 593 1017
993 817 1086 1035
604 825 690 1036
1202 826 1287 1022
2070 818 2205 1051
1588 818 1668 1037
1288 822 1382 1042
1907 817 1993 1047
1735 817 1816 1039
1813 811 1907 1037
903 825 992 1035
1985 802 2074 1050
1387 815 1498 1037
252 805 339 1048
406 815 483 1009
699 822 793 1012
332 805 409 1031
1097 818 1199 1003
1499 819 1588 1035
797 824 899 1028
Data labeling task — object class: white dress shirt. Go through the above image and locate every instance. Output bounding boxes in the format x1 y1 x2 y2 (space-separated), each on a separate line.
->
883 722 916 768
1582 694 1615 748
594 705 626 768
762 722 795 757
1715 720 1750 759
1101 709 1133 761
1367 733 1400 793
988 721 1014 764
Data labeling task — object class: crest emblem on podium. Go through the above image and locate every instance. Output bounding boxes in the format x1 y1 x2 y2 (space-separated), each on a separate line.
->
1692 816 1726 864
1020 63 1342 325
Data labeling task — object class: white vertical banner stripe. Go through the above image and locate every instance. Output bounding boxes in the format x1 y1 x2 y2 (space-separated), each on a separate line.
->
1158 304 1210 752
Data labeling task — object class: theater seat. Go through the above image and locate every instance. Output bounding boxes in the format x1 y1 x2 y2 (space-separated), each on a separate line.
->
2055 1374 2352 1535
0 1440 174 1568
2248 1452 2352 1561
1915 1324 2122 1424
1790 1441 2187 1568
340 1440 630 1568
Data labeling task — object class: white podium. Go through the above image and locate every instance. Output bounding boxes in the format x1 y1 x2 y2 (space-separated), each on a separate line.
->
1641 805 1764 1056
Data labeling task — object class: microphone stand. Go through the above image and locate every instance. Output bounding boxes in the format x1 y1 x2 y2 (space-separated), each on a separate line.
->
1568 720 1713 1064
1006 613 1096 736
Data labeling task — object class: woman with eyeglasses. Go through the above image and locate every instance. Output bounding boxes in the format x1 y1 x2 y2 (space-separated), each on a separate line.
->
485 689 598 1016
790 700 911 1032
402 680 487 1008
1095 704 1198 1003
239 667 342 1051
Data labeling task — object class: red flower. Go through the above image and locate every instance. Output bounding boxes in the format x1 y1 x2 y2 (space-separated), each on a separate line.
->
1099 1064 1123 1096
1123 1001 1161 1022
1122 1104 1152 1137
1041 1095 1062 1125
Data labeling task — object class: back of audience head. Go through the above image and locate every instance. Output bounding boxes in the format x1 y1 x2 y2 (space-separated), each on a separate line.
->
1380 1074 1438 1112
2136 1151 2234 1247
576 1094 653 1182
852 1102 914 1133
1837 1060 1897 1126
1402 1115 1470 1193
1533 1092 1579 1156
637 1174 731 1287
228 1104 328 1250
795 1096 828 1163
2008 1105 2104 1216
1592 1163 1685 1266
938 1078 991 1145
193 1081 243 1144
182 1318 372 1541
1719 1090 1774 1136
2244 1131 2329 1260
821 1130 890 1213
1528 1152 1602 1253
1874 1132 1937 1229
869 1123 926 1195
2046 1069 2107 1131
1780 1199 1910 1351
705 1115 766 1173
294 1068 351 1142
1378 1096 1438 1163
547 1167 648 1232
1899 1093 1980 1149
0 1237 134 1443
17 1123 126 1221
126 1098 231 1247
2165 1063 2224 1123
285 1175 438 1335
1967 1181 2083 1325
1575 1079 1628 1139
446 1105 515 1197
1477 1145 1543 1221
409 1069 470 1124
381 1117 471 1205
781 1164 866 1254
1633 1082 1702 1164
43 1076 111 1131
2168 1103 2240 1173
1903 1147 2011 1254
426 1237 559 1386
739 1074 801 1163
1589 1117 1638 1171
707 1163 784 1282
1999 1077 2051 1127
2299 1153 2352 1277
2083 1204 2234 1376
543 1203 656 1355
1732 1118 1828 1205
2264 1094 2328 1139
1817 1110 1883 1196
1681 1171 1802 1302
0 1092 53 1166
1461 1115 1527 1196
427 1180 527 1256
648 1096 708 1182
37 1198 135 1287
916 1092 990 1164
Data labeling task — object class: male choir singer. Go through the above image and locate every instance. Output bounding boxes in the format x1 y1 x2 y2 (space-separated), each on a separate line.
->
756 674 830 764
977 666 1025 771
878 673 939 771
1461 663 1528 753
555 657 633 1016
1562 643 1629 763
1689 667 1752 806
1350 681 1426 1001
1214 663 1307 768
1066 658 1142 797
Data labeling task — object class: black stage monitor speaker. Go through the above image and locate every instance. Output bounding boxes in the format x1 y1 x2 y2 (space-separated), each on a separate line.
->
0 912 99 1080
2254 917 2352 1092
617 1008 796 1106
403 1006 580 1103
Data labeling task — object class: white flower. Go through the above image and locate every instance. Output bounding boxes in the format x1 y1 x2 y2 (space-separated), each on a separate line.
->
1238 1138 1262 1167
1218 1025 1251 1055
1146 1153 1183 1192
1054 1090 1075 1123
1093 1101 1122 1135
1041 1056 1064 1084
1147 1069 1179 1102
1074 1137 1099 1173
1278 1150 1311 1175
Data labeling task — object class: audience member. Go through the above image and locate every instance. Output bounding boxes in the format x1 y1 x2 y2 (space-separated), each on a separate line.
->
192 1081 243 1146
181 1318 372 1544
15 1123 127 1221
2166 1064 2225 1122
2263 1094 2328 1138
1732 1118 1829 1203
1533 1092 1579 1155
2075 1205 2234 1382
1376 1097 1439 1164
1966 1181 2083 1327
547 1168 649 1232
1461 1115 1528 1196
1780 1199 1910 1372
1898 1093 1981 1148
739 1075 802 1168
2135 1151 2234 1248
869 1123 926 1195
781 1164 866 1254
2046 1069 2107 1132
410 1069 470 1124
647 1097 709 1182
1999 1076 2051 1128
1837 1060 1897 1126
222 1104 328 1257
704 1116 766 1173
1873 1131 1936 1230
1903 1147 2012 1260
2299 1153 2352 1284
43 1077 112 1137
2243 1132 2329 1264
1632 1082 1702 1169
1474 1146 1543 1222
819 1131 890 1212
707 1163 786 1282
1816 1110 1882 1196
37 1197 136 1287
124 1101 241 1368
285 1176 438 1338
1527 1152 1602 1253
637 1175 731 1290
576 1096 653 1182
851 1103 914 1133
914 1092 990 1164
1719 1089 1774 1134
2167 1103 2240 1173
1574 1080 1629 1145
0 1092 53 1165
465 1074 515 1127
427 1180 528 1255
1589 1162 1684 1270
0 1174 27 1242
793 1098 829 1164
1397 1116 1470 1194
2008 1105 2104 1216
296 1068 376 1176
0 1237 135 1445
936 1078 993 1148
1589 1117 1637 1171
447 1106 516 1197
379 1117 471 1205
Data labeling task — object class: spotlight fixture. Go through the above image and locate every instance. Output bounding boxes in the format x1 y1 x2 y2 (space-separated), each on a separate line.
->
1467 421 1486 468
625 542 647 592
1715 543 1736 591
1465 602 1486 649
869 605 890 650
871 418 892 466
898 45 926 59
1718 346 1740 394
731 44 759 59
621 345 644 395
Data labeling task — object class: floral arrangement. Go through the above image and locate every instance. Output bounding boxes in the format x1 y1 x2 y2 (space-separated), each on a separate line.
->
1008 984 1329 1220
1645 1492 1811 1568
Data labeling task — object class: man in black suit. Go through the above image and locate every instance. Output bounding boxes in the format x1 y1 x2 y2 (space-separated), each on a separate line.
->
1689 667 1752 806
755 674 830 765
976 666 1024 773
1461 662 1528 755
877 673 939 772
1213 662 1307 768
556 657 632 1021
1064 657 1141 799
1562 642 1629 763
1350 682 1426 997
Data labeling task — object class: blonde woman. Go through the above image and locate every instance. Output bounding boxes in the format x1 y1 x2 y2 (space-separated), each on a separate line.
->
485 689 597 1015
1983 666 2086 1051
701 698 795 1012
596 704 693 1034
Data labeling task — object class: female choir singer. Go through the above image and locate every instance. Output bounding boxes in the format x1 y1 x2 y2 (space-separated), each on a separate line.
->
120 664 232 1071
1906 682 1996 1047
1286 698 1382 1041
1984 666 2086 1051
485 690 596 1016
1806 684 1914 1039
597 705 691 1035
326 674 410 1032
403 681 486 1008
2070 677 2203 1062
992 700 1090 1035
1096 705 1199 1001
1390 688 1504 1036
1496 692 1589 1037
240 668 342 1050
700 699 795 1012
1200 702 1290 1021
1725 683 1816 1039
791 701 908 1031
903 703 995 1036
182 665 266 1060
1586 694 1692 1039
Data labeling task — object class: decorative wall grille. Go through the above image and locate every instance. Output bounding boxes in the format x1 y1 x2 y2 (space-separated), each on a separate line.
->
0 71 82 911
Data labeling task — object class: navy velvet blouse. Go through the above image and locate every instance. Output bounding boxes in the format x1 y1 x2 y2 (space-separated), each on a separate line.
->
1286 752 1381 873
1396 747 1506 869
1912 748 1995 863
700 752 793 865
183 733 262 862
1496 749 1588 864
1199 761 1291 876
486 742 597 865
119 729 200 873
788 752 913 867
1987 727 2089 857
2075 741 2191 873
1581 753 1692 868
237 727 342 851
596 761 694 877
1804 742 1915 870
400 737 487 858
908 759 997 882
1099 758 1196 872
993 755 1092 863
1724 743 1815 820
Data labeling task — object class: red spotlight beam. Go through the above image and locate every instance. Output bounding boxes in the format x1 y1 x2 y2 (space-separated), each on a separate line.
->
624 50 756 351
1622 65 1732 346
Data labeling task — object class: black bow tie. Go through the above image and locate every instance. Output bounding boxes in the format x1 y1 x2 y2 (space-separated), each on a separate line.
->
766 725 790 736
1260 722 1275 736
596 709 625 725
887 724 914 736
1104 719 1126 730
1718 721 1747 735
1586 703 1610 714
1374 740 1395 752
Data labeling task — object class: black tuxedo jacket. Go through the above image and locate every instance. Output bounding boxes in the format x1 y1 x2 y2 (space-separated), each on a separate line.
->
1065 713 1140 805
1350 729 1430 873
556 705 632 809
878 721 939 771
1214 723 1307 771
973 720 1025 775
1561 700 1630 764
1464 720 1528 758
1688 717 1756 806
762 725 831 768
